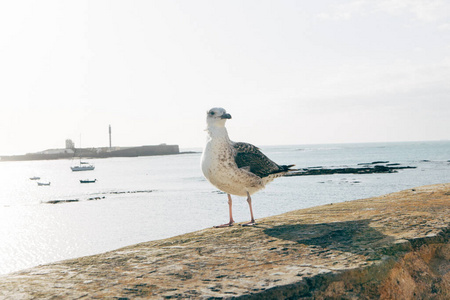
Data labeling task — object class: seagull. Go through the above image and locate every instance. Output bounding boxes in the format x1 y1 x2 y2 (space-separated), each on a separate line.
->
201 107 296 227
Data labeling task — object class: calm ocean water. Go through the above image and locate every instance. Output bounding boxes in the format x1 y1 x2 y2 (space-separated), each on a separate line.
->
0 141 449 274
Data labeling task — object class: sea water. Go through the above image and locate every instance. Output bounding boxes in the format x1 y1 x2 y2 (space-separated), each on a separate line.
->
0 141 449 274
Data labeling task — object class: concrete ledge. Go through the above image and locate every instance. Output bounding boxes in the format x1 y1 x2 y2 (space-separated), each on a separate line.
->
1 183 449 299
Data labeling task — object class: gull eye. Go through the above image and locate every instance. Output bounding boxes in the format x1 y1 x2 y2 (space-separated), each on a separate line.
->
209 111 215 116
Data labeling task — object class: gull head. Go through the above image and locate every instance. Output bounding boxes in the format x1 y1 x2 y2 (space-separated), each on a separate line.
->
206 107 232 128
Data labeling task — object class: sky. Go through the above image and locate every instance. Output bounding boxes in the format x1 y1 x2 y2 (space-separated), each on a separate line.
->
0 0 449 155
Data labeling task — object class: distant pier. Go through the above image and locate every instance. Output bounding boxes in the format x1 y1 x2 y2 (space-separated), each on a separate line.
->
0 144 180 162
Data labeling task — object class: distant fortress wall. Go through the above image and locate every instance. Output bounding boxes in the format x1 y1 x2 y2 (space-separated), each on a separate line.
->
0 144 180 161
97 145 180 158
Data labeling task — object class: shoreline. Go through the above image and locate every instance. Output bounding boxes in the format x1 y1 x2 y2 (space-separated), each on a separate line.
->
1 183 449 298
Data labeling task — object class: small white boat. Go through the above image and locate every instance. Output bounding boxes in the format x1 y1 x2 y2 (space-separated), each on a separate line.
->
71 163 95 171
37 182 51 186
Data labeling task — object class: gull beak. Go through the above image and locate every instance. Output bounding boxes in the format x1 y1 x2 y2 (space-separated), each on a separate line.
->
221 113 232 119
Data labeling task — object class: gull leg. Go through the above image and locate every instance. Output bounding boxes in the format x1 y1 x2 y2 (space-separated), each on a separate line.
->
214 194 235 228
242 191 256 226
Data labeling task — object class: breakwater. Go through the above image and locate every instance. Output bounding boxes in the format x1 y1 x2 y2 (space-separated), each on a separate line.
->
0 144 179 161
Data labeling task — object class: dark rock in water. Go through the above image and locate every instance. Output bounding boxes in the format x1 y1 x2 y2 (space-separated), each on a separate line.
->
374 165 390 171
87 196 105 201
358 161 391 166
43 199 79 204
358 160 389 166
43 197 106 204
391 165 416 170
285 163 416 177
107 190 153 195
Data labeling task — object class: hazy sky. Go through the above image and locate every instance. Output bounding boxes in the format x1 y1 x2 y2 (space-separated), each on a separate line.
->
1 0 449 155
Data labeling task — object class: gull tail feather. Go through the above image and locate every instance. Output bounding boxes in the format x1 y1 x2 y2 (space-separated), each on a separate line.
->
270 164 298 175
281 164 298 172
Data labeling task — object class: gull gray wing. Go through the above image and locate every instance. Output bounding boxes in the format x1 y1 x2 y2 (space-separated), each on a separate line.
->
233 142 288 178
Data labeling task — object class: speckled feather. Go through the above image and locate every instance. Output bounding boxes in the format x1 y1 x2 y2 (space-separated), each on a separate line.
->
233 142 293 178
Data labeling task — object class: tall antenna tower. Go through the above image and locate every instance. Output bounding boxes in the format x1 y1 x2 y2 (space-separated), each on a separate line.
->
109 125 112 149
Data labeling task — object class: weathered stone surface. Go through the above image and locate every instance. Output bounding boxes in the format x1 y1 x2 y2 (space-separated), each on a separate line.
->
0 183 449 299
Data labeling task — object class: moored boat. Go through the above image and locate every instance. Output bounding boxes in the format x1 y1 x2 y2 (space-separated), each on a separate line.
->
71 164 95 171
80 179 97 183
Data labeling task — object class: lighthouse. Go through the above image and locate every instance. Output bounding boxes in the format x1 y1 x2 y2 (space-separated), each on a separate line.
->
109 125 112 149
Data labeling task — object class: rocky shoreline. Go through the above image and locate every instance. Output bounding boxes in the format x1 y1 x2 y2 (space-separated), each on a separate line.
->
1 183 448 299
